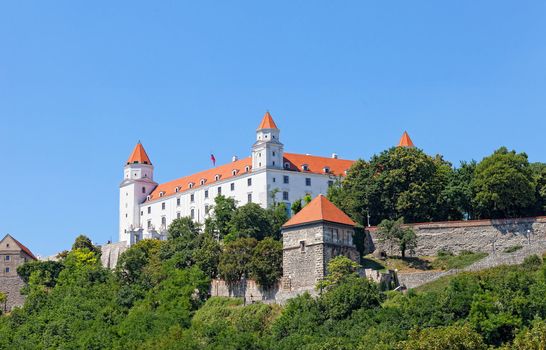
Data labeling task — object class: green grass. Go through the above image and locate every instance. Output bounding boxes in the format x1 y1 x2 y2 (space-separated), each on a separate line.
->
430 251 488 270
413 274 457 293
503 245 523 253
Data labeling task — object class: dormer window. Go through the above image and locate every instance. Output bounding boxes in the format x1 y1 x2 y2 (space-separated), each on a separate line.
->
159 191 165 197
284 162 290 169
188 182 194 189
175 187 180 193
245 166 250 172
200 179 206 186
232 169 238 176
146 195 151 201
323 167 330 174
344 170 348 175
215 174 221 181
301 164 309 171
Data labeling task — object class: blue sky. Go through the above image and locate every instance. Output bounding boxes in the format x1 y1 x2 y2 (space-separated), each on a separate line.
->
1 1 545 256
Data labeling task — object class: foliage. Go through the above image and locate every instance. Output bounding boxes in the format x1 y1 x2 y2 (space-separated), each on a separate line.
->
316 255 360 291
376 218 417 258
250 238 283 289
291 199 303 215
17 260 64 288
72 234 102 256
471 147 537 219
441 161 477 220
160 217 201 268
400 324 487 350
192 232 222 279
218 237 257 283
209 195 237 240
504 245 524 253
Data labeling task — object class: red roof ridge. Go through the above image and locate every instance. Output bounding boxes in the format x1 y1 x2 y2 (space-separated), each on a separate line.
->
3 234 37 260
257 111 278 130
398 131 415 148
127 142 152 165
282 194 355 228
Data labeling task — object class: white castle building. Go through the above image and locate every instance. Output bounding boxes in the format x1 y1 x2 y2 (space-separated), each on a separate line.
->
119 112 355 245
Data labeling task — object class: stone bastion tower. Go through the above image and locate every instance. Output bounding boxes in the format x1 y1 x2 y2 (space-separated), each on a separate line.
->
281 194 360 292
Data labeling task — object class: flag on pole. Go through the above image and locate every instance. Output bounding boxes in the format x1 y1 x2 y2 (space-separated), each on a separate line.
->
210 154 216 166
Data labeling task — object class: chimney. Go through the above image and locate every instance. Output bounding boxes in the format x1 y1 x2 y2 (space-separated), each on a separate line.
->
232 155 238 162
331 153 338 159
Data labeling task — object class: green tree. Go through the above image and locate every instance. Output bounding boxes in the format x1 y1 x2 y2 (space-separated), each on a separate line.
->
193 232 222 279
268 202 288 239
291 199 303 215
376 218 417 258
17 260 64 288
441 161 476 220
0 292 6 314
72 234 101 256
218 238 257 283
209 195 237 239
316 255 360 291
329 147 452 226
531 162 546 215
160 217 201 268
511 318 546 350
472 147 537 218
303 194 312 205
250 237 282 288
400 324 487 350
228 203 273 241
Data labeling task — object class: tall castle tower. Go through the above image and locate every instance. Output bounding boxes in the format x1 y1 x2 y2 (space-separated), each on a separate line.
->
252 111 284 171
119 142 157 244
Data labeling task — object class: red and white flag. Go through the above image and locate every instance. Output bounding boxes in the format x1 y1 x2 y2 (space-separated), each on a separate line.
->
210 154 216 166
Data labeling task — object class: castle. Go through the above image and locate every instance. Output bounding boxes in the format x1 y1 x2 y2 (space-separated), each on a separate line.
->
119 112 355 245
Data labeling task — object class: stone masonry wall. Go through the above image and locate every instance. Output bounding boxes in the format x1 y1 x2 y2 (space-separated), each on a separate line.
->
370 217 546 256
0 276 26 312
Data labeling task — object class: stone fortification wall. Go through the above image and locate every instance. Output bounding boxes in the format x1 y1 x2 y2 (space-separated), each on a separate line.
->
100 241 128 269
370 217 546 256
0 276 26 312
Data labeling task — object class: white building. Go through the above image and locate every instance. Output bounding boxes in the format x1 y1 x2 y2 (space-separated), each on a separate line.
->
119 112 355 245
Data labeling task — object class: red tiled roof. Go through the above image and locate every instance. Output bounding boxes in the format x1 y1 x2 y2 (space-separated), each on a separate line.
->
282 194 355 228
3 234 37 260
127 142 152 165
398 131 414 148
146 153 354 202
257 111 278 130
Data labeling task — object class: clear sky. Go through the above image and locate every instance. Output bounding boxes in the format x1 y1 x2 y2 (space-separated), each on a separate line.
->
1 1 545 256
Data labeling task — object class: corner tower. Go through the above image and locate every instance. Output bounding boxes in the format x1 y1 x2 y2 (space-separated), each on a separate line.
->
252 111 284 171
397 131 415 148
119 142 157 245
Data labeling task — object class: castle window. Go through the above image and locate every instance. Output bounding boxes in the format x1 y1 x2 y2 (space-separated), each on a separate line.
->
259 162 261 167
272 151 276 156
230 183 235 191
299 241 306 253
272 177 276 183
272 161 275 166
191 209 195 219
142 187 146 194
328 180 334 187
175 187 180 193
5 255 10 261
159 192 165 197
200 179 206 186
146 195 151 201
302 164 309 171
161 216 166 228
247 178 252 186
177 212 181 219
140 211 143 216
215 175 220 181
305 178 311 186
205 190 209 199
147 207 151 214
283 175 289 184
147 220 152 229
177 198 181 206
245 166 250 172
248 193 252 203
5 267 9 273
189 182 194 189
232 170 237 176
283 191 289 201
218 187 222 195
162 203 165 210
284 162 290 169
323 167 330 174
190 194 195 202
205 205 210 214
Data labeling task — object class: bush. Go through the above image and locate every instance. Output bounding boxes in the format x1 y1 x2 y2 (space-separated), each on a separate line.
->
437 248 454 257
504 245 524 253
523 255 543 271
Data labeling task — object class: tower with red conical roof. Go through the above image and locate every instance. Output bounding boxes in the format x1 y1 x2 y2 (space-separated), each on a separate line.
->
119 142 158 244
252 111 284 173
281 194 359 292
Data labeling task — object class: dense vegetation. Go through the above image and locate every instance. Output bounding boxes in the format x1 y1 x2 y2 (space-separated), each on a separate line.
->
4 237 546 349
329 146 546 225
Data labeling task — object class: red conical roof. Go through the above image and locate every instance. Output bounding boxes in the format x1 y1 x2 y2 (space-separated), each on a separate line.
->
282 194 355 228
398 131 415 148
257 111 278 130
127 142 152 165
